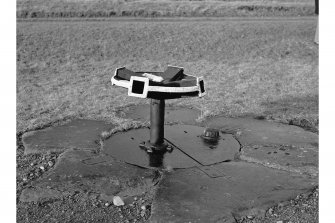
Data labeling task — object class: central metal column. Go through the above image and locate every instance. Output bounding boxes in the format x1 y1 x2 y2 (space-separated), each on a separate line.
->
150 99 165 145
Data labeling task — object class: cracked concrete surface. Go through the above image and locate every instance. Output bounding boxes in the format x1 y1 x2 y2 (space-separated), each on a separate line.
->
22 120 114 154
20 149 159 204
150 162 317 223
20 116 318 222
204 117 318 176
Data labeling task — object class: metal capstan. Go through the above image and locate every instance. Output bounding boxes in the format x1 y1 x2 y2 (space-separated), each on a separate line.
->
111 66 206 161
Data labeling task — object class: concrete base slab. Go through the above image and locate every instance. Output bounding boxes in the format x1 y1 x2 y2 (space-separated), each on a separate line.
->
22 119 114 154
204 117 318 175
240 144 318 176
19 116 319 222
119 105 200 124
205 117 318 147
150 162 317 223
20 149 159 203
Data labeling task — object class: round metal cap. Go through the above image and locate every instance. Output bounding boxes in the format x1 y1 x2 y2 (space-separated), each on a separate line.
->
201 128 220 141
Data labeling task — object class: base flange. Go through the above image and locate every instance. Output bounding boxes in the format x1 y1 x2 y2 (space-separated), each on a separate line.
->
139 140 173 153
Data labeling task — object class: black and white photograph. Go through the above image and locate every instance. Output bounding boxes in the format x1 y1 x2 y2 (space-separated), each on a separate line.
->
6 0 330 222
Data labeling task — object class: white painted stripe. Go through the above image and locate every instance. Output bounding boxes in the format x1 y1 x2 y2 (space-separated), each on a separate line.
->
111 76 199 93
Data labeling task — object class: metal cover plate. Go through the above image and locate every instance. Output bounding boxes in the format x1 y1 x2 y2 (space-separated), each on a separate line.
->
165 125 240 165
102 128 200 169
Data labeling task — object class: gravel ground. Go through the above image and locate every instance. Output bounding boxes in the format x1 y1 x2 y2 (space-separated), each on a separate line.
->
16 134 154 223
238 187 318 223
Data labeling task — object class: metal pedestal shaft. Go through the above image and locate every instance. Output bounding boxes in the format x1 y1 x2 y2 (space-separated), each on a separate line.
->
150 99 165 146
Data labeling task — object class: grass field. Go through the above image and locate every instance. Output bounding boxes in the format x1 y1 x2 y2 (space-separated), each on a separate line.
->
17 0 315 18
16 17 319 135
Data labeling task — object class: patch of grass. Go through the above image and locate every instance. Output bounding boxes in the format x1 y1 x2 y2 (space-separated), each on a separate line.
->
17 0 316 18
17 18 318 133
100 121 149 141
